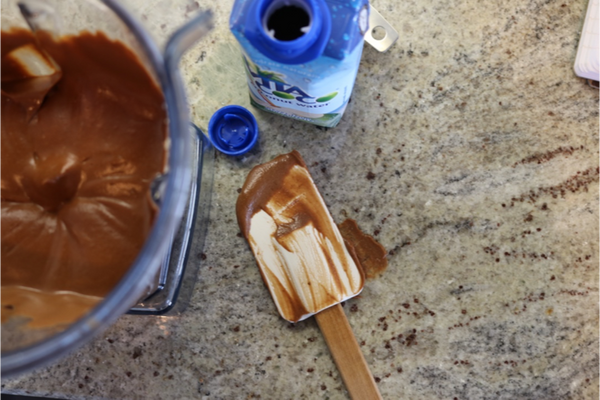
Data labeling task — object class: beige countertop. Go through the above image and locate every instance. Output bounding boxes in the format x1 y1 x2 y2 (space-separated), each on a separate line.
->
2 0 599 398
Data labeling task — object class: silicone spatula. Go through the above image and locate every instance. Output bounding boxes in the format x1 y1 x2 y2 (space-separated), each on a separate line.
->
1 42 61 120
237 151 382 400
0 2 63 120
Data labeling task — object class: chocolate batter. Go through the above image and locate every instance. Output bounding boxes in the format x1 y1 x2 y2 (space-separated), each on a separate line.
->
338 219 388 279
1 29 167 327
236 150 342 245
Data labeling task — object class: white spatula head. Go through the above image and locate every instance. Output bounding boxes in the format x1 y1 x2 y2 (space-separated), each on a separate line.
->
237 151 364 323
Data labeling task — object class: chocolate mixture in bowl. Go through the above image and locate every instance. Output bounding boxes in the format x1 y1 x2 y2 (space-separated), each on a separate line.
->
1 29 167 328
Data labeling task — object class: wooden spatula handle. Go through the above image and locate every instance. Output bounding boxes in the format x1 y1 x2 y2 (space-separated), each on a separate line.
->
315 303 383 400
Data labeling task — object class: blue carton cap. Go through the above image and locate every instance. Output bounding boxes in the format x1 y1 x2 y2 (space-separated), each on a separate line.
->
208 105 259 156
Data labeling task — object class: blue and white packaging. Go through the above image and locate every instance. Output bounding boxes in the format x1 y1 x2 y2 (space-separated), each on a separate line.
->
230 0 369 127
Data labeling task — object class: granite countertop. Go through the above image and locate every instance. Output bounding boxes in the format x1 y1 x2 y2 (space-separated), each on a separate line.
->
2 0 599 398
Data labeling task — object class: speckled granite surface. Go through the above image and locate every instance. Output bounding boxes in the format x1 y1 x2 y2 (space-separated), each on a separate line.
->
2 0 599 398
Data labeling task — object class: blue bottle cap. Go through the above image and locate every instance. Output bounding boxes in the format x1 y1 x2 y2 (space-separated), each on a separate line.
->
208 105 259 156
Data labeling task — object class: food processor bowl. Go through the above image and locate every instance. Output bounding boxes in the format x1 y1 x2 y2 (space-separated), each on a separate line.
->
1 0 214 378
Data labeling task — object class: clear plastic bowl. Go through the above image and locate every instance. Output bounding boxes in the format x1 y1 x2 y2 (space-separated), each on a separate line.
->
1 0 213 377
